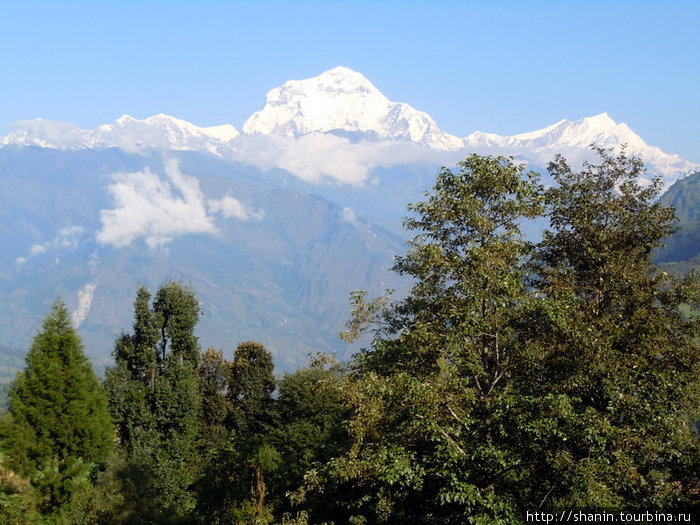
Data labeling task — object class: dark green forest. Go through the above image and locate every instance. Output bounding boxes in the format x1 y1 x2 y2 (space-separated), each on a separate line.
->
2 150 700 524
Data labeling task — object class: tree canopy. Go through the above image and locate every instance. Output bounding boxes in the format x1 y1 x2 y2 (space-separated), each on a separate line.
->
0 299 112 515
3 151 700 523
105 281 203 522
300 151 700 523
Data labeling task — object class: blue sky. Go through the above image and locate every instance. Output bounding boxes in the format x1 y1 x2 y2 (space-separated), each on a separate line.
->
2 1 698 162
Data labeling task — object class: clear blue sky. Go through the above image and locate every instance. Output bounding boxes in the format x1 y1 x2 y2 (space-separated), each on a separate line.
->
2 0 698 162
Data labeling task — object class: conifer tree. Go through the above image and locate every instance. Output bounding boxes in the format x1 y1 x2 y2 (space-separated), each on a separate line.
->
0 299 112 513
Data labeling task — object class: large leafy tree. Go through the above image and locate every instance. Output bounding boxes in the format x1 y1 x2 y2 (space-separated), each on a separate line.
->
302 151 700 522
308 155 546 523
526 149 700 509
105 281 202 522
0 299 112 514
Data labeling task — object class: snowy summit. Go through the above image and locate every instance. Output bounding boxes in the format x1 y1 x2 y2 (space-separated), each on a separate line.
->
242 66 464 150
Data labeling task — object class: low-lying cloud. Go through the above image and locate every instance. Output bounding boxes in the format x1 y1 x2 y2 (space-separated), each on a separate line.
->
98 159 262 248
340 207 359 226
98 159 216 248
229 133 459 185
15 225 86 266
208 195 264 221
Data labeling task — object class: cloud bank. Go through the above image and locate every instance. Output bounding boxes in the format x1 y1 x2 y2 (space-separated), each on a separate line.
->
229 133 460 185
98 159 216 248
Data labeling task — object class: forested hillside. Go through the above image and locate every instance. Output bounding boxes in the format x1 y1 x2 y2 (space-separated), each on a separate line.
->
656 170 700 275
1 151 699 523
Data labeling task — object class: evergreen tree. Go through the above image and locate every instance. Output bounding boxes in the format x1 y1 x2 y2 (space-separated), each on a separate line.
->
0 299 112 514
105 281 202 522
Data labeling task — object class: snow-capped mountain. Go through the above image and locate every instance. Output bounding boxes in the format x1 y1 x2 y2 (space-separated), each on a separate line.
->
464 113 697 182
1 114 239 155
242 66 464 150
1 67 697 186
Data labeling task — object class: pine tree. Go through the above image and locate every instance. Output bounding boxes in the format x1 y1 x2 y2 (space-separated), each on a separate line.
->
0 299 113 513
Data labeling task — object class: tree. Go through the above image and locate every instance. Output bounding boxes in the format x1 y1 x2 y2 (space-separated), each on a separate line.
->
305 155 546 523
229 341 276 435
525 148 700 509
272 354 350 522
194 341 279 524
198 347 232 451
301 151 700 522
105 281 202 522
0 299 112 514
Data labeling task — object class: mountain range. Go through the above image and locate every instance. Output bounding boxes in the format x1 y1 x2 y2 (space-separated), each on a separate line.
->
1 66 698 372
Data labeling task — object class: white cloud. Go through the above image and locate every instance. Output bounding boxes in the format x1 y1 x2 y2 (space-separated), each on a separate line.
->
340 207 359 226
97 159 218 248
16 225 86 265
97 159 258 248
208 195 263 221
229 133 457 185
29 243 48 255
58 225 84 243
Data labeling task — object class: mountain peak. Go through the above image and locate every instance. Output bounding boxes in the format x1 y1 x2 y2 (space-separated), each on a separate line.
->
1 114 239 154
115 114 136 125
308 66 379 94
509 112 641 149
242 67 463 150
582 112 614 126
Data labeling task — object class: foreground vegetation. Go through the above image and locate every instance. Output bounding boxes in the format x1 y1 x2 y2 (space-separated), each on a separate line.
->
1 150 699 523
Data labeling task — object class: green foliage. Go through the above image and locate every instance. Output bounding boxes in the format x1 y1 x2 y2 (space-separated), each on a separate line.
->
299 152 700 522
0 300 113 517
272 354 351 521
193 346 352 524
308 155 545 523
192 341 279 523
229 341 276 435
528 148 700 509
104 281 202 522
